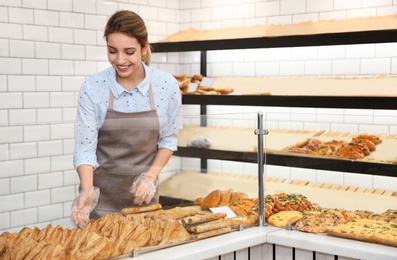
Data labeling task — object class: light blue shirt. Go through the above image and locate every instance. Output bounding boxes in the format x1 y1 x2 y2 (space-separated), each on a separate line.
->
73 62 182 169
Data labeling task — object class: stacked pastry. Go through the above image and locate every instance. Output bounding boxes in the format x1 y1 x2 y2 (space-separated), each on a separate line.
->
0 204 234 260
0 224 114 259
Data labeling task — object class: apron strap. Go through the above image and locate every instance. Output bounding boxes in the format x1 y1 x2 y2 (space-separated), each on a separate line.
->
108 91 115 111
148 84 156 111
108 84 155 111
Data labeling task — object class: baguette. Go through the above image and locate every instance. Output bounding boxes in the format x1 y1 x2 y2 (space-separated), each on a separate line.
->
181 212 226 225
121 203 162 214
124 209 162 219
145 207 198 221
185 219 231 234
191 226 232 240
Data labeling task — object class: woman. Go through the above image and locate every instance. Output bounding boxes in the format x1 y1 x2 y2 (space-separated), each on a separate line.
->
71 10 182 227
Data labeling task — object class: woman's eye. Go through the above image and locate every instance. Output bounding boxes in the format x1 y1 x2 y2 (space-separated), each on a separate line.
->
126 52 135 55
108 50 117 54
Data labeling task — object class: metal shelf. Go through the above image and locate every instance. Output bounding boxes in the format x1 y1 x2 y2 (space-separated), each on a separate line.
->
181 95 397 110
174 147 397 177
151 29 397 52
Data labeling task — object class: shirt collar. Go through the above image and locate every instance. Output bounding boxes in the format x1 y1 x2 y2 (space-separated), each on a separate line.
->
109 61 150 99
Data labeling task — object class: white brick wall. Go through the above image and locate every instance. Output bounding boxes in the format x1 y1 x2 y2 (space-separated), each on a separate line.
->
8 75 36 91
1 0 397 234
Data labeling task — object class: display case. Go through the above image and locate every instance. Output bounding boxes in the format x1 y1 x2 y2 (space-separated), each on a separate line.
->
143 29 397 260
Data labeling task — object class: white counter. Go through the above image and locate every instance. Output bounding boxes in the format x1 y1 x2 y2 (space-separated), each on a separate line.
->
267 229 397 260
128 226 275 260
122 225 397 260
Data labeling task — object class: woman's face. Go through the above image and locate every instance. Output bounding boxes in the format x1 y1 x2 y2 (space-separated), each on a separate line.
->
107 32 148 82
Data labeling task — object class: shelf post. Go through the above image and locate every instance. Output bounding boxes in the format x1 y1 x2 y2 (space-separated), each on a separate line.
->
254 111 268 227
200 50 208 173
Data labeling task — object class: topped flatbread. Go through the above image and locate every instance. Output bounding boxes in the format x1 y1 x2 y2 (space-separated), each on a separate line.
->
267 211 303 228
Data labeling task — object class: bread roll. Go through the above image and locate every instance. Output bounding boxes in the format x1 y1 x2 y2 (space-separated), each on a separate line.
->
194 197 203 205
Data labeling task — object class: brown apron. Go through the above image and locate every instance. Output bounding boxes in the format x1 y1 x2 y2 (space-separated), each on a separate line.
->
90 85 160 218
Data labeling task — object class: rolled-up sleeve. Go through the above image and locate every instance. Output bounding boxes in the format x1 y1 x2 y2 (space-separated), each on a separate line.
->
73 83 100 169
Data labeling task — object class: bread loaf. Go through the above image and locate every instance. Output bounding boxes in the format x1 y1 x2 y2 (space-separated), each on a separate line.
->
198 189 248 210
200 189 221 210
218 189 232 206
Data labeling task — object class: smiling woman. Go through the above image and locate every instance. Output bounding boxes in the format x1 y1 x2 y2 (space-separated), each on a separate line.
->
71 10 182 228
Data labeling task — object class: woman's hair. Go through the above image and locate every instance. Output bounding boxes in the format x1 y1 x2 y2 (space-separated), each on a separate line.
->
104 10 151 65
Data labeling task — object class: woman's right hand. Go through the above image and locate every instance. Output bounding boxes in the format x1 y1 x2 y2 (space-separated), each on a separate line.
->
71 186 100 228
129 172 158 205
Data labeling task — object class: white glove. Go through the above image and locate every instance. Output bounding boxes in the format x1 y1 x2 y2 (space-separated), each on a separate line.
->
71 186 100 228
129 173 158 205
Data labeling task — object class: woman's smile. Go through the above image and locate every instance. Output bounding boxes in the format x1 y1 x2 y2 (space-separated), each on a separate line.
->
116 64 131 72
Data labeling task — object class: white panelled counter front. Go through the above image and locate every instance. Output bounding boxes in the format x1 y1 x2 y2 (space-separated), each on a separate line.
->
122 225 397 260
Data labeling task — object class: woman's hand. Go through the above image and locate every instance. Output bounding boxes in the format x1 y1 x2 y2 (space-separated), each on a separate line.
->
129 173 158 205
71 186 100 228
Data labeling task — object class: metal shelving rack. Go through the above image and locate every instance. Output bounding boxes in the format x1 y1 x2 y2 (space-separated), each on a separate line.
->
152 28 397 177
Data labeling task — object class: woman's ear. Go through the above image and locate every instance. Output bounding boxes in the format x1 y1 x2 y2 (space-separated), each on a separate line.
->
142 42 149 57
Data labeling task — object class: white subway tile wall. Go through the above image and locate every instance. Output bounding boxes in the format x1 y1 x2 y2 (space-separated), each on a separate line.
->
0 0 397 233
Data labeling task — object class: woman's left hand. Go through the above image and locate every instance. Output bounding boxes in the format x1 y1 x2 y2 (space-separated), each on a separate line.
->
129 172 158 205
